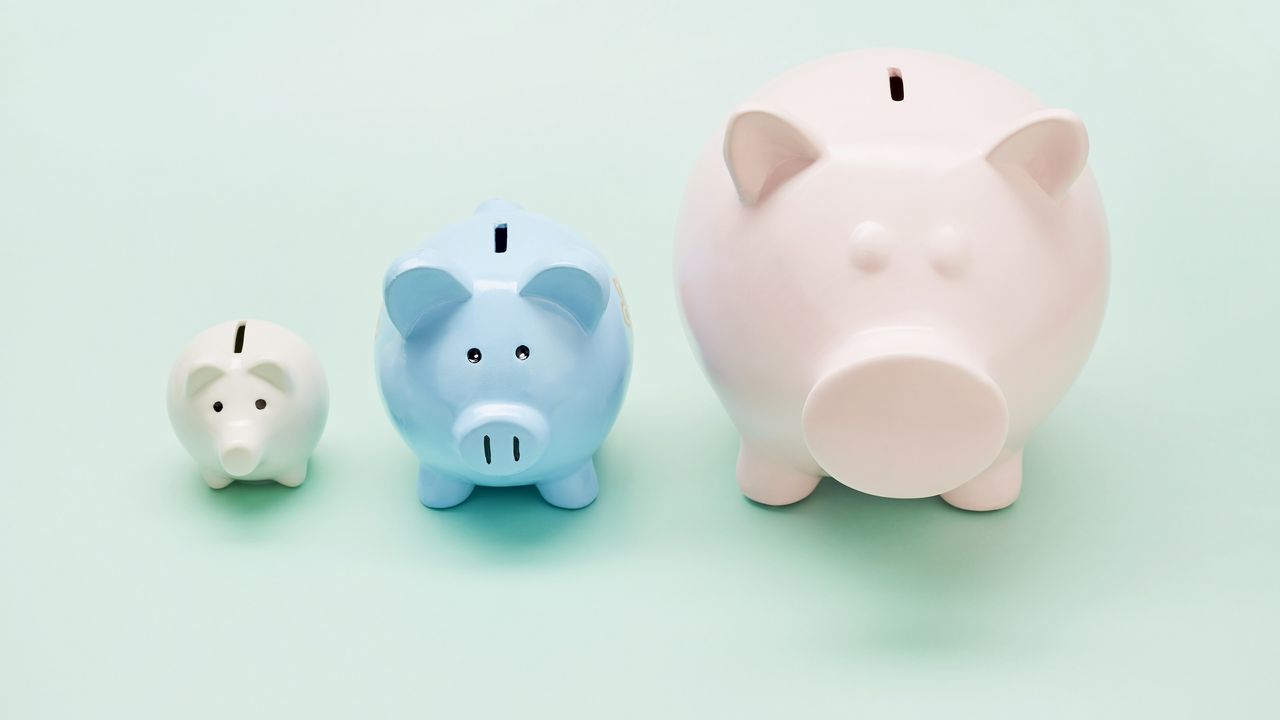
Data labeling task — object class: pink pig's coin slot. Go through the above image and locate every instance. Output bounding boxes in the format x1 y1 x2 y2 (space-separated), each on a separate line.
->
888 67 905 102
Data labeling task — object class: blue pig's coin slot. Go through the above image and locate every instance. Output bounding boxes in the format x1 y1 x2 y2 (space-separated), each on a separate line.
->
494 224 508 253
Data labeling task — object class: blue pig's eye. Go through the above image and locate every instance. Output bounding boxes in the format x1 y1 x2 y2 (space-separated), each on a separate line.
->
467 348 482 364
515 345 530 361
212 401 223 413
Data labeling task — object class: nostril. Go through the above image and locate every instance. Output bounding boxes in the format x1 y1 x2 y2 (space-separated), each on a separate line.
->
483 435 492 465
513 436 521 462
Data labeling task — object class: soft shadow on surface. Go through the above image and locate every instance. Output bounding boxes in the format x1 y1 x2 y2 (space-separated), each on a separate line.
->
724 451 1053 660
421 441 639 558
196 456 320 517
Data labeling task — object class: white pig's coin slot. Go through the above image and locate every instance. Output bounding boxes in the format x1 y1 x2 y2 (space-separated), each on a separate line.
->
888 67 904 102
234 322 247 354
494 224 508 254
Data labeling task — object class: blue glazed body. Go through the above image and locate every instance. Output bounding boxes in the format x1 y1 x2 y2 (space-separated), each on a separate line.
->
375 200 632 509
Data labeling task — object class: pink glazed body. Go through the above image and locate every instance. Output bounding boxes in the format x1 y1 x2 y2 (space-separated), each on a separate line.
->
674 49 1108 511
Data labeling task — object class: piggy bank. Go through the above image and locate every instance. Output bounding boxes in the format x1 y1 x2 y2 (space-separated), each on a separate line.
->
167 319 329 488
375 200 632 509
675 49 1108 511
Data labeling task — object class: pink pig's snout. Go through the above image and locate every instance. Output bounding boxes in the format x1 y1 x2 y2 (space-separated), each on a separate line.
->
452 403 549 477
802 331 1009 499
218 435 264 478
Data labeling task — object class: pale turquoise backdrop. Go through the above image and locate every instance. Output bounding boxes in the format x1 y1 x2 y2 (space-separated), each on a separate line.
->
2 0 1277 716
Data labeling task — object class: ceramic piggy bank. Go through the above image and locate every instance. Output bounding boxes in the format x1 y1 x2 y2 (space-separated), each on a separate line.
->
376 200 632 510
675 49 1108 511
167 319 329 488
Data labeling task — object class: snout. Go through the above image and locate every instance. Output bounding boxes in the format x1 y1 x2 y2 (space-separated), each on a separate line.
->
218 438 263 478
802 332 1009 499
452 403 549 477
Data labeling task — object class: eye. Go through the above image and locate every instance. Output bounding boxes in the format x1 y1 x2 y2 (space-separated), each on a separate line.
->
212 401 223 413
515 345 530 360
467 348 482 363
255 399 267 410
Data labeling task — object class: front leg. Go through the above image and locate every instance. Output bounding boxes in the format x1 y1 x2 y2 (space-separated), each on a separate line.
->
417 466 475 509
536 461 599 510
276 463 308 488
737 442 821 506
940 449 1022 511
201 469 234 490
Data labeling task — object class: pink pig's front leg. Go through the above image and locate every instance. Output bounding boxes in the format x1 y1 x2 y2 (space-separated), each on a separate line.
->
736 442 822 506
940 449 1023 511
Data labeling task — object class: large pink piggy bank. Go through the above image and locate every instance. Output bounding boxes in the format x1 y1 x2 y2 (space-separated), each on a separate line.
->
675 49 1108 511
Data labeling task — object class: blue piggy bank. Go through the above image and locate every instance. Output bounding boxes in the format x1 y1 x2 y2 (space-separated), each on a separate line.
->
375 200 633 509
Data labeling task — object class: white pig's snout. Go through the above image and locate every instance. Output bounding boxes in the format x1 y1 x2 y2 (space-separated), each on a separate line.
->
802 331 1009 499
218 437 264 477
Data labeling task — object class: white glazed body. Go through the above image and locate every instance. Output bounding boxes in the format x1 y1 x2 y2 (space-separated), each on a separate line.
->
674 49 1109 510
166 319 329 489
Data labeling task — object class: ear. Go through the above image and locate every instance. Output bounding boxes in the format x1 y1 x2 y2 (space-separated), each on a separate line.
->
723 109 824 206
249 360 292 393
384 260 472 337
520 258 610 334
185 364 224 397
985 109 1090 199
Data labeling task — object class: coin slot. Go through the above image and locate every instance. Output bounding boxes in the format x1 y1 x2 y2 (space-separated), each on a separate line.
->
494 224 508 253
888 68 904 101
234 322 246 353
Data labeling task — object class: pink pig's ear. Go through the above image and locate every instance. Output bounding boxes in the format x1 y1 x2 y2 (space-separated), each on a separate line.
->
984 109 1090 200
249 360 292 394
723 110 824 206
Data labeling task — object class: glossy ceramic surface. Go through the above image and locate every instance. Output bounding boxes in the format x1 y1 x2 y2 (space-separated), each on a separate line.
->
674 49 1109 511
376 200 633 509
166 319 329 488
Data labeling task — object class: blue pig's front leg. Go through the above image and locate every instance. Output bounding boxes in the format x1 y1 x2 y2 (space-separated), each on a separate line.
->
417 466 475 509
535 461 599 509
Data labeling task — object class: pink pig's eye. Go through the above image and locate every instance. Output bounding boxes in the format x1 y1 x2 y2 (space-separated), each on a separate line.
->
212 401 223 413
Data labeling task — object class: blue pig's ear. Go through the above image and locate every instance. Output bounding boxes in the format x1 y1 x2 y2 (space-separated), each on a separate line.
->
520 257 610 334
384 260 472 337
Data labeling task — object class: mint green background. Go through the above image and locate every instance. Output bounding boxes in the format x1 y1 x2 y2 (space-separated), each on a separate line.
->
2 1 1277 716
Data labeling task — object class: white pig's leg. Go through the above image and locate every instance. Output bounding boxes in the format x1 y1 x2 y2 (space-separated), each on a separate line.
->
940 449 1023 512
536 461 598 510
417 466 475 509
737 443 821 505
201 470 234 489
276 464 308 488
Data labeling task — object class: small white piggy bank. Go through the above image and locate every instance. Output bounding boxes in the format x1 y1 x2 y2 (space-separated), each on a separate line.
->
675 49 1108 511
166 319 329 489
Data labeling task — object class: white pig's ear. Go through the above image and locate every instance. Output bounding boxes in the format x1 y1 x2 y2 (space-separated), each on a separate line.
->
249 360 292 394
384 260 472 338
723 109 824 206
520 256 610 334
185 364 224 397
984 109 1089 200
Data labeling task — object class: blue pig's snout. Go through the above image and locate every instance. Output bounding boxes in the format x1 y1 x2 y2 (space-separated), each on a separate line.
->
453 403 549 476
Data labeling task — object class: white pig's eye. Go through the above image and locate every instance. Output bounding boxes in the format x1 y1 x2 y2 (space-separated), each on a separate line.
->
515 345 530 360
255 399 267 410
212 401 223 413
467 348 482 363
